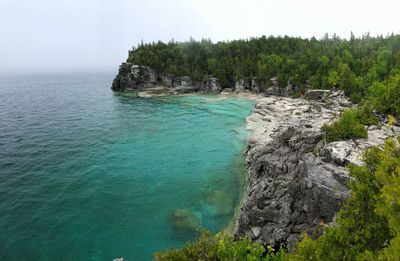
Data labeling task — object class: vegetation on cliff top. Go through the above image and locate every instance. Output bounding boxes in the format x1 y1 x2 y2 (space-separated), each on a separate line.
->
292 138 400 260
154 231 286 261
321 108 369 142
127 33 400 104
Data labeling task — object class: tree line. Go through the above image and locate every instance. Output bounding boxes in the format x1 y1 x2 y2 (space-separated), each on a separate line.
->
127 33 400 107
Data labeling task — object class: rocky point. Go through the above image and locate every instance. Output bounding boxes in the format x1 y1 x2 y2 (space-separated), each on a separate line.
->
234 93 400 250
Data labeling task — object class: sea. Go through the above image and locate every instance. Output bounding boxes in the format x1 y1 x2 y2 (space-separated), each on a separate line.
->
0 72 254 260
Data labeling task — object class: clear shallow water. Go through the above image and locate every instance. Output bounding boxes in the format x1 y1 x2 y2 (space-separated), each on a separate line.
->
0 72 254 260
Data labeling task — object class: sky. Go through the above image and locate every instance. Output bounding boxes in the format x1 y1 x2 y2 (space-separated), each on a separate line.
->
1 0 400 74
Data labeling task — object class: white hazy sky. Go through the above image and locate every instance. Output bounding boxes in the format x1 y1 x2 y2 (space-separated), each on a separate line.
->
1 0 400 73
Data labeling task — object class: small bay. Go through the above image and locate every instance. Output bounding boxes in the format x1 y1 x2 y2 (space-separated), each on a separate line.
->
0 72 254 260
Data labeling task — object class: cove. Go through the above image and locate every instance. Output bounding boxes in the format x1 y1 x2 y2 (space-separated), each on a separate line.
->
0 73 255 260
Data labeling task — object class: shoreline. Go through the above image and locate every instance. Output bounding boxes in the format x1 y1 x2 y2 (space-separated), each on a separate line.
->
233 94 400 249
115 89 399 248
114 88 264 100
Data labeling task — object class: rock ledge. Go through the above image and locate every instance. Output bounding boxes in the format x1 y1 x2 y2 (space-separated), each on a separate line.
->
234 94 399 249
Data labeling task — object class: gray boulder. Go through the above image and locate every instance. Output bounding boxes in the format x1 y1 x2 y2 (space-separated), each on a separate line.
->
305 90 331 100
221 88 234 95
180 76 192 87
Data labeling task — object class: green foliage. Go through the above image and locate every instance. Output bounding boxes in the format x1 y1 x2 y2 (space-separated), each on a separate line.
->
154 231 286 261
367 73 400 117
126 34 400 92
321 109 368 142
290 138 400 260
327 70 340 88
356 102 380 126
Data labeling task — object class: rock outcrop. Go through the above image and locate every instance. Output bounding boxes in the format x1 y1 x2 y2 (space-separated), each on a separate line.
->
112 63 342 98
235 94 400 249
111 63 222 94
234 78 264 93
304 89 331 100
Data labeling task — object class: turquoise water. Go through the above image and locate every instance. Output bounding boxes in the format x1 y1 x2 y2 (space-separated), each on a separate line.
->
0 72 254 260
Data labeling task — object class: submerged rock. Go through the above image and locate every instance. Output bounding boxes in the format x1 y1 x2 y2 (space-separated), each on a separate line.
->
171 209 201 235
207 190 233 215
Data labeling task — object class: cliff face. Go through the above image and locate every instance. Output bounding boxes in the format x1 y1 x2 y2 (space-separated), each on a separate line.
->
111 63 302 95
111 63 222 93
235 94 399 249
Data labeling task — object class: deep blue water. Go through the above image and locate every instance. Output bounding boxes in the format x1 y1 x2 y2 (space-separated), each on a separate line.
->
0 72 254 260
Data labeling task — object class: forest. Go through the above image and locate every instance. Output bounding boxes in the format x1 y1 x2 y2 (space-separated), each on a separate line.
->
127 33 400 112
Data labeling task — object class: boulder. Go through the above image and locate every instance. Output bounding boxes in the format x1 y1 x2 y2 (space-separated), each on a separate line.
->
221 88 234 95
322 141 359 166
305 89 331 100
180 76 192 86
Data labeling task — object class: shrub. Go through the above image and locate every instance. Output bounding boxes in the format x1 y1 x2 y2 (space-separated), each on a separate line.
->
289 139 400 261
322 109 368 142
356 102 379 126
154 231 286 261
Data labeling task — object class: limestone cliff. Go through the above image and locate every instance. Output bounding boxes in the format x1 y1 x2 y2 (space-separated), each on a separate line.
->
111 63 301 95
111 63 222 94
235 94 400 249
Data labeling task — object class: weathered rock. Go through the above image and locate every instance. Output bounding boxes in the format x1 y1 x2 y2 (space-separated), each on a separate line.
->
111 64 227 95
283 78 298 96
232 97 347 249
221 88 233 95
180 76 192 87
171 86 198 94
235 96 400 250
201 76 221 92
322 141 359 166
234 78 264 93
234 79 249 92
161 75 174 87
305 89 331 100
266 77 280 96
111 63 136 91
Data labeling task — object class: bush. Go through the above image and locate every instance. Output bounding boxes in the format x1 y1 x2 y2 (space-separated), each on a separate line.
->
289 138 400 260
322 109 368 142
356 102 379 126
154 231 286 261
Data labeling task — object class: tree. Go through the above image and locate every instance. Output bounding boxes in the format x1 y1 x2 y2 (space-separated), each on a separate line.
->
327 70 340 88
291 139 400 261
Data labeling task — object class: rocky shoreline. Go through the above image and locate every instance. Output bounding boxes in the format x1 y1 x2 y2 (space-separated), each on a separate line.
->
111 62 399 253
234 94 400 249
111 63 301 96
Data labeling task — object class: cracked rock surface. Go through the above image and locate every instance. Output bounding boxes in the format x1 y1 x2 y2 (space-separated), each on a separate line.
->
234 95 399 249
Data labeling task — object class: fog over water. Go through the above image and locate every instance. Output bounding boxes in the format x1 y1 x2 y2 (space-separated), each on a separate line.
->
1 0 400 73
